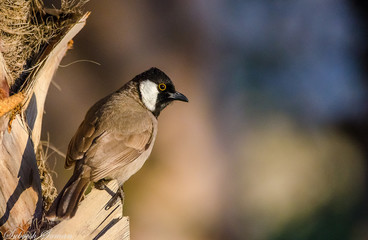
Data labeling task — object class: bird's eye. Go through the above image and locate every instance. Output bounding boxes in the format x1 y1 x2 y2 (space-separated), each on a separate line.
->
158 83 166 91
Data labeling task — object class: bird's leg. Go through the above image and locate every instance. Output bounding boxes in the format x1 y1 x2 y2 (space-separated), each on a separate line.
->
95 179 109 190
118 186 125 218
105 186 124 211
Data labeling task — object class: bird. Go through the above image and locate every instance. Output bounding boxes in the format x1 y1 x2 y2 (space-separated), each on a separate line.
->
46 67 188 220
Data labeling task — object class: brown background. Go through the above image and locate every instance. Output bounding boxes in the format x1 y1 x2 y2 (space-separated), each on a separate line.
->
42 1 368 240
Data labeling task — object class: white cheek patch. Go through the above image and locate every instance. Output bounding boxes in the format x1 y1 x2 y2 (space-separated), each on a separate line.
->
140 80 159 111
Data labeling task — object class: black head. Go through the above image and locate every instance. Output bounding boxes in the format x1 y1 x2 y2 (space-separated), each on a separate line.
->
134 67 188 117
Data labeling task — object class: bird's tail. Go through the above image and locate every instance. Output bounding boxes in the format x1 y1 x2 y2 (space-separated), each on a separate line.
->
46 171 90 220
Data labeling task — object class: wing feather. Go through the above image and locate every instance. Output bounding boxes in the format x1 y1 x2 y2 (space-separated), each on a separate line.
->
87 124 153 181
65 104 154 181
65 120 99 169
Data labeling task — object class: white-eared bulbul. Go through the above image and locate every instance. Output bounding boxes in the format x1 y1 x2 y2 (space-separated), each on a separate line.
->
47 67 188 219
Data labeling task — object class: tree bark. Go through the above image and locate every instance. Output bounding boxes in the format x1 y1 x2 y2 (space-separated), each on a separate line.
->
0 1 130 239
41 181 129 240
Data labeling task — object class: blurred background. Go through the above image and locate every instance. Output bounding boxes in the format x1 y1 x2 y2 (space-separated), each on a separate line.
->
42 1 368 239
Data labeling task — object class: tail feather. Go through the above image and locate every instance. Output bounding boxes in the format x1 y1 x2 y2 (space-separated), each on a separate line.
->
47 173 89 220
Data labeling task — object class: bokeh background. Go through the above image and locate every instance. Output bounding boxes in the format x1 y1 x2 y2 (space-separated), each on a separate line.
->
42 1 368 240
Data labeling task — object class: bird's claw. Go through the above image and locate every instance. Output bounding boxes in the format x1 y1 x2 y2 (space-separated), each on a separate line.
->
105 187 124 210
95 179 109 190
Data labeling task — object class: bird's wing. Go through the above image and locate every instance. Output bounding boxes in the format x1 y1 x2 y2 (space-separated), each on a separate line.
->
64 94 107 170
65 117 99 169
86 124 154 181
65 106 155 181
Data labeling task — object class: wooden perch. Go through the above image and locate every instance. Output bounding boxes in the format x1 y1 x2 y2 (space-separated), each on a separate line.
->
0 1 130 239
41 181 129 240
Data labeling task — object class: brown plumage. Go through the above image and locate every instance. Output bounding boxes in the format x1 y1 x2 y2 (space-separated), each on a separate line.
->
47 67 188 219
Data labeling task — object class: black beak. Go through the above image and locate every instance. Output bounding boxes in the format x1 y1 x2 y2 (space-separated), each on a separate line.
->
168 91 189 102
